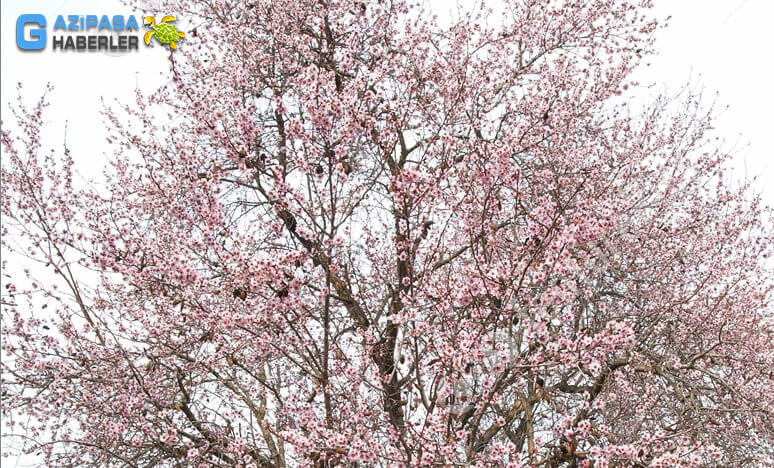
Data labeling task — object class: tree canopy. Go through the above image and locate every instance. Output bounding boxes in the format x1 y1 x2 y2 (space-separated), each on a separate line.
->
2 0 773 466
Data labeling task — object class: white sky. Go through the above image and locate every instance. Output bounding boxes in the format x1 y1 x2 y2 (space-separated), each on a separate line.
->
1 0 773 464
1 0 773 198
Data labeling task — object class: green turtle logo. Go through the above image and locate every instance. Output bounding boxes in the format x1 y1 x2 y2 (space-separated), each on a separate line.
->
144 16 185 50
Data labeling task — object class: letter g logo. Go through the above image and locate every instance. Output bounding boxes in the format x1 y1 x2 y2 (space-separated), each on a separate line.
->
17 14 47 50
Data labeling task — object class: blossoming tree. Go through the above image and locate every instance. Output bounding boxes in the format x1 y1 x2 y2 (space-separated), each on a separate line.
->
2 0 773 466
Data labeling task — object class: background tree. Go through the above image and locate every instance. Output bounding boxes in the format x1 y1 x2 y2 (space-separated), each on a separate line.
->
2 0 773 466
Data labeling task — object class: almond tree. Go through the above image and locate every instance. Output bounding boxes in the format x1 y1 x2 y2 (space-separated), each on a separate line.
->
2 0 773 466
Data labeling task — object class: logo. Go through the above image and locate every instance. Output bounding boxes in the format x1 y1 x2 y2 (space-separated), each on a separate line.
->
143 16 185 50
14 14 186 53
16 14 47 50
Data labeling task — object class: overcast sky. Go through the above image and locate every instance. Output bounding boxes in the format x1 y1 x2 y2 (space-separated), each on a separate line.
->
2 0 773 200
1 0 773 464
